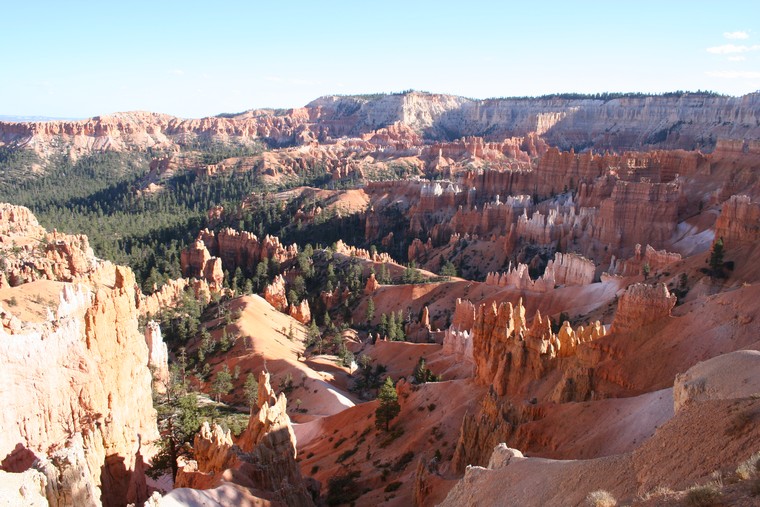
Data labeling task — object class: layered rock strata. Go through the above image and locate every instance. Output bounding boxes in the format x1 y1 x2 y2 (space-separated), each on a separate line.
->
610 283 676 335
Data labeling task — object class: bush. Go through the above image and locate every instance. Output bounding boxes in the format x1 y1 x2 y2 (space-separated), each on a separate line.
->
737 451 760 480
384 481 402 493
586 490 617 507
336 447 358 463
326 471 362 506
685 484 721 506
391 451 415 472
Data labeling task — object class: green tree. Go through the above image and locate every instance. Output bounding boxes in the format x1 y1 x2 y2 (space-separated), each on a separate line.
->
439 260 457 278
244 373 259 408
387 312 398 341
379 313 388 337
375 377 401 431
211 364 234 402
395 310 405 341
413 357 441 384
148 365 201 481
307 320 321 346
366 298 375 323
709 237 725 277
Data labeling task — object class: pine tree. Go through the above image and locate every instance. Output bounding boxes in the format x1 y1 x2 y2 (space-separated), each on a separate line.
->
148 365 200 481
379 313 388 337
366 298 375 323
709 237 725 277
375 377 400 431
211 364 233 402
244 373 259 408
387 312 398 341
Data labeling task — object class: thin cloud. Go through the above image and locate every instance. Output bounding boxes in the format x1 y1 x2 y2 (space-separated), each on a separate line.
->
724 31 749 40
706 44 760 54
706 70 760 79
728 56 747 61
168 69 185 76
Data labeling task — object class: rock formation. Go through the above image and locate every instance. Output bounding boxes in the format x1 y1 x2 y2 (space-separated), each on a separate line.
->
179 239 224 289
0 269 159 505
4 93 760 163
288 299 311 324
0 204 159 506
610 282 676 334
174 372 314 506
607 243 682 277
144 320 169 391
0 468 48 506
138 277 211 318
181 228 298 289
595 180 680 250
363 272 379 294
264 274 288 311
673 350 760 413
485 252 595 291
470 298 605 397
714 194 760 246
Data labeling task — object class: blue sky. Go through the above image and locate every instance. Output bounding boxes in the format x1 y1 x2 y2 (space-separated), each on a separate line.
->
1 1 759 118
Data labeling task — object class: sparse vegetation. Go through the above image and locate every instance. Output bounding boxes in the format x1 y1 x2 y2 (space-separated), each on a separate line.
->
737 451 760 480
684 483 721 506
585 490 617 507
326 470 363 506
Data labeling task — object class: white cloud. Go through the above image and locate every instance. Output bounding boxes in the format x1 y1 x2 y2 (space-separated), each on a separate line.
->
168 69 185 76
707 44 760 54
724 31 750 40
728 56 747 61
706 70 760 79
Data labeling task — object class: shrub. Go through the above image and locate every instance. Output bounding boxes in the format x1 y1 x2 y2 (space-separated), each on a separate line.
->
391 451 415 472
384 481 402 493
737 451 760 480
685 483 721 506
586 490 617 507
336 447 358 463
326 471 362 506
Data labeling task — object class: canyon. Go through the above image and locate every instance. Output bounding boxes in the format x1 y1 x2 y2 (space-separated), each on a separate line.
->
1 90 760 506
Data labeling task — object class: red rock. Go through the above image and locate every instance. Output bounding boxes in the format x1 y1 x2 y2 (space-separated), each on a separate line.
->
364 272 379 294
714 194 760 246
610 282 676 335
288 299 311 324
264 275 288 311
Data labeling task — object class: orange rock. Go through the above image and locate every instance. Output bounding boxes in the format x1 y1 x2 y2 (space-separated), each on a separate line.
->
264 274 288 311
288 299 311 324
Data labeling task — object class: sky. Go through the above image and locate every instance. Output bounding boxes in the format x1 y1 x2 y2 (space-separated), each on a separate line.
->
1 0 759 119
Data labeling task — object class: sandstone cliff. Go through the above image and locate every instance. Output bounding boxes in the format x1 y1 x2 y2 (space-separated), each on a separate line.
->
309 91 760 151
0 268 159 506
0 204 159 506
4 92 759 166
